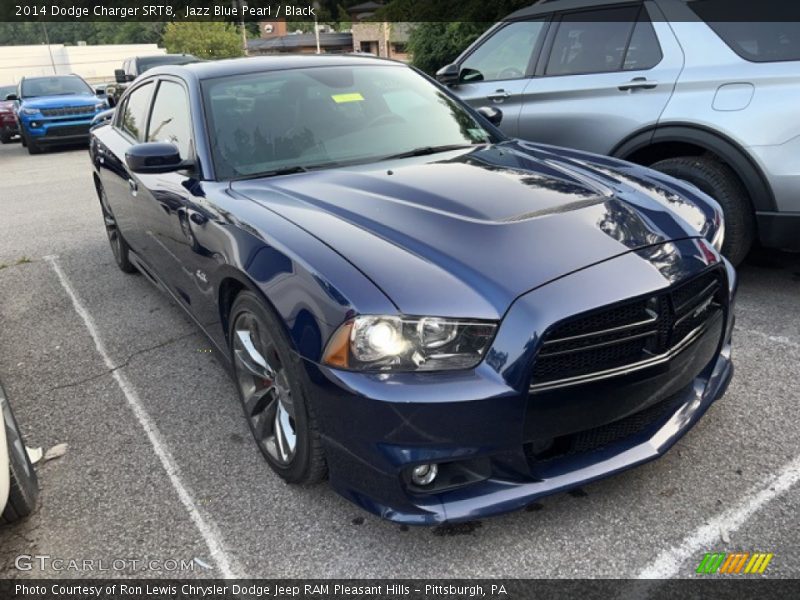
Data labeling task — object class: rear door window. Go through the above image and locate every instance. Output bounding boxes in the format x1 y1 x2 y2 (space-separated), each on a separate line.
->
544 6 641 76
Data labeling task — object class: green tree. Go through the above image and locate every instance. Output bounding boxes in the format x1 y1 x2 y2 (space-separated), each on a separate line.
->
162 22 244 59
408 22 490 76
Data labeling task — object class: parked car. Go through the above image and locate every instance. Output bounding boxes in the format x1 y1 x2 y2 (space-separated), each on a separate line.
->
1 380 39 523
0 84 19 144
7 75 108 154
438 0 800 265
89 55 734 524
106 54 201 106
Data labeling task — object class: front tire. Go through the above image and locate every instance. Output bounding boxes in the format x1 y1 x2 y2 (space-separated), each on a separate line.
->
1 392 39 523
22 131 42 155
228 291 326 484
651 156 755 266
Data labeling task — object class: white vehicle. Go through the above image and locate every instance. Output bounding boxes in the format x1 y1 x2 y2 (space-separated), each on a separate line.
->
1 381 38 523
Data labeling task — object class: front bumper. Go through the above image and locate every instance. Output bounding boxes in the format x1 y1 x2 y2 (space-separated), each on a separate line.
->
304 239 736 524
21 116 95 144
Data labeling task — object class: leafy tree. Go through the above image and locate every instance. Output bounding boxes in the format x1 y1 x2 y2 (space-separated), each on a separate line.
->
162 22 245 59
408 22 490 75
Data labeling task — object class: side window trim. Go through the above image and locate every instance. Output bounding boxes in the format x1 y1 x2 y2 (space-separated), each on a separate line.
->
147 76 196 159
113 80 155 144
623 6 664 71
536 2 645 78
457 17 553 82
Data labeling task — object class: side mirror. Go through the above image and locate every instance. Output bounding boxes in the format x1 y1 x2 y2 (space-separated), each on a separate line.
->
436 63 461 86
5 93 18 101
95 88 105 96
114 69 128 84
126 142 191 174
477 106 503 126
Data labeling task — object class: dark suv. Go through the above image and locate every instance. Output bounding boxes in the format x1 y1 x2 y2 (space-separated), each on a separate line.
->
106 54 200 105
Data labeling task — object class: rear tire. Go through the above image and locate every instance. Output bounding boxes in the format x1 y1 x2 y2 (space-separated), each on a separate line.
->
98 183 136 273
1 392 39 524
651 156 754 266
228 291 326 484
0 134 11 144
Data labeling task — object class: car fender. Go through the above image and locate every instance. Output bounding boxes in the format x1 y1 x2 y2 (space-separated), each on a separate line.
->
612 123 776 213
207 201 397 364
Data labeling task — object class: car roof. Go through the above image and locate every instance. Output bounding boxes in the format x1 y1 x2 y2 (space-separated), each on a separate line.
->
146 54 403 81
505 0 654 20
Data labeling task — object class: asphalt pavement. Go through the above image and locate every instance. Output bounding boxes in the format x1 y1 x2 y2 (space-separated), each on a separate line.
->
0 140 798 579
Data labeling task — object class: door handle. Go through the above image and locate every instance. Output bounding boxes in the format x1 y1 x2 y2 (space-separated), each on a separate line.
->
128 179 138 196
487 89 511 103
618 77 658 91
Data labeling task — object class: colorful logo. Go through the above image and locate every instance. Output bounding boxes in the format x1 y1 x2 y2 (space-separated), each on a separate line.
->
696 552 774 575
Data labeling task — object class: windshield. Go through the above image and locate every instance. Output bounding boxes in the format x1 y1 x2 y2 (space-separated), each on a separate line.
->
21 76 92 98
139 55 198 72
0 85 16 99
203 65 499 180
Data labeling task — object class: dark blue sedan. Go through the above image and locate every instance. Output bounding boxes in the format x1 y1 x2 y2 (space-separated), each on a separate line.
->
89 55 735 524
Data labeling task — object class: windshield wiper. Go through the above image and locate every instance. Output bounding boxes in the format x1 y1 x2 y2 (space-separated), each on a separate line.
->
380 143 485 161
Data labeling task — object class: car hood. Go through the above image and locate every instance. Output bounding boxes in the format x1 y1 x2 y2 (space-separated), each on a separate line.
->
232 142 711 319
0 100 13 111
21 95 98 109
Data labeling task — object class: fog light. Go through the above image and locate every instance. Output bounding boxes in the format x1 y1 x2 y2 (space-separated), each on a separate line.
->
30 121 39 128
411 463 438 486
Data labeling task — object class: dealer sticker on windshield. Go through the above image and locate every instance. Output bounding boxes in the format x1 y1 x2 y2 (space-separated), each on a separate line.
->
331 93 365 103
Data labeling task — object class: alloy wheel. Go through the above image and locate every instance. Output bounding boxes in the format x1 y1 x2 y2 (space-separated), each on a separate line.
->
99 188 122 263
232 311 297 465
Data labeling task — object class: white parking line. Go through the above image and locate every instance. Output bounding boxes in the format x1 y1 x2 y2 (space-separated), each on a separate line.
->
44 255 242 579
637 451 800 578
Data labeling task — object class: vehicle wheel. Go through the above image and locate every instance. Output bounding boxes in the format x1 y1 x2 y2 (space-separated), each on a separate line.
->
98 183 136 273
23 132 42 155
1 393 39 523
229 291 326 484
0 134 11 144
651 156 755 266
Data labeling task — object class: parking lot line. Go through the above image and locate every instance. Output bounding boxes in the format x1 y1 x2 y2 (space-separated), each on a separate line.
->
44 255 242 579
636 451 800 578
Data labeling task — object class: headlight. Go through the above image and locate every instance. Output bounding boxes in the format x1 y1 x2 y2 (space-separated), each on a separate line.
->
322 316 497 371
20 107 39 116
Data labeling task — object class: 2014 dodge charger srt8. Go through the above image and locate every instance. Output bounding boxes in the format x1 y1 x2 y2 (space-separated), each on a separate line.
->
88 56 734 524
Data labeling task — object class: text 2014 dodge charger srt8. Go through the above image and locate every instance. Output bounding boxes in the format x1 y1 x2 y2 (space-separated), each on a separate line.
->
88 56 734 524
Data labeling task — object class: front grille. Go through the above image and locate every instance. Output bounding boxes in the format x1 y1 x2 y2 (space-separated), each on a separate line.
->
525 386 688 462
47 124 90 138
530 268 724 389
41 105 95 117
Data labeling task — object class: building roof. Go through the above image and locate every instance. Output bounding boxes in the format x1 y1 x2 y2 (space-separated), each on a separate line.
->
248 32 353 52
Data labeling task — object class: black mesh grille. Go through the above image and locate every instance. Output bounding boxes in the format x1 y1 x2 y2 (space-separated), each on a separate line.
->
47 124 90 137
526 388 687 462
41 105 95 117
531 268 724 386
